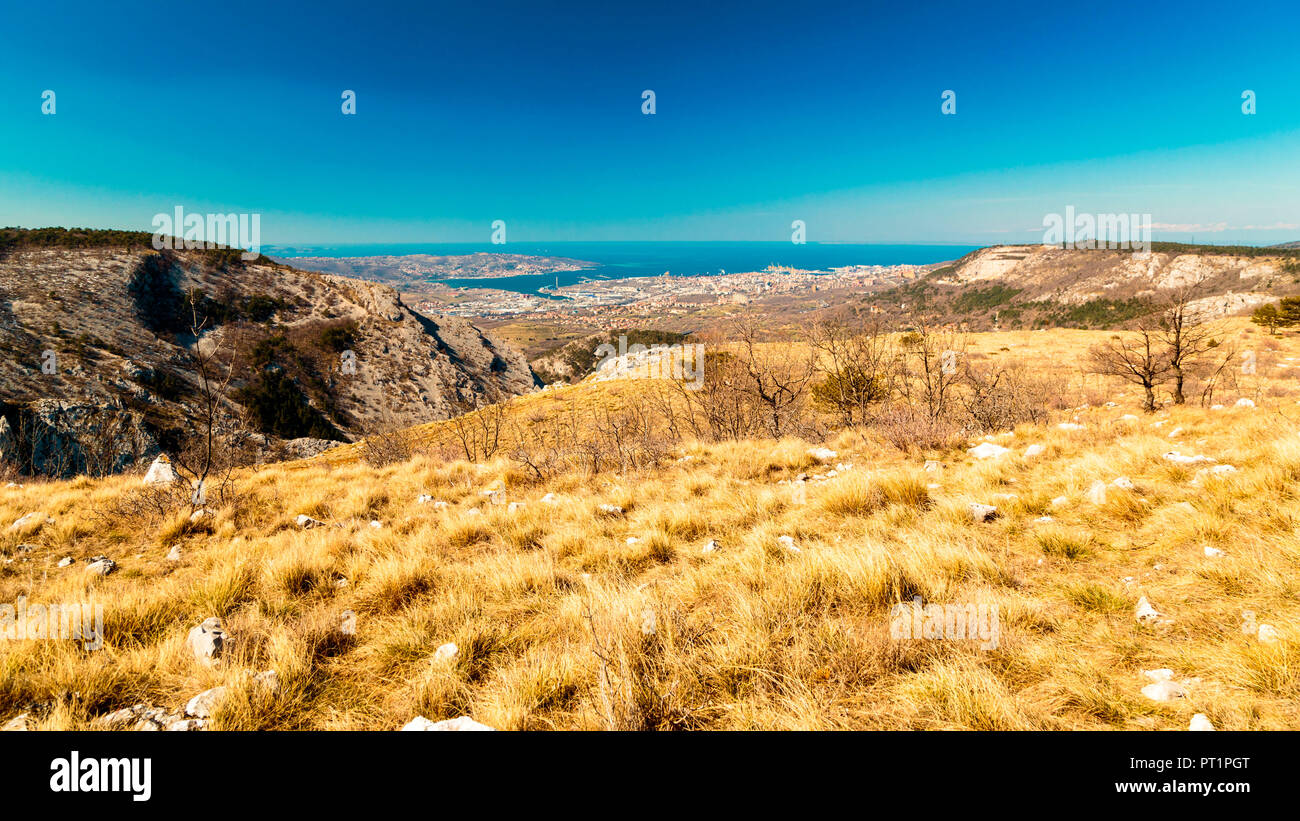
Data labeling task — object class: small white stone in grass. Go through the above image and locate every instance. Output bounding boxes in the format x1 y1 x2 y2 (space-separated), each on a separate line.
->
541 493 557 504
85 556 116 576
927 483 940 490
296 514 325 529
1111 476 1134 490
1135 596 1161 623
1163 451 1215 465
1141 680 1187 702
253 670 279 692
1142 669 1175 682
402 715 495 731
626 536 640 545
1235 397 1255 408
923 460 942 472
1057 422 1085 431
185 686 227 718
1120 414 1139 421
507 501 524 513
1189 713 1215 731
777 535 800 553
1168 427 1184 438
57 556 74 568
701 539 719 554
1152 420 1166 428
433 642 458 662
598 504 624 515
1023 444 1045 458
369 520 382 529
334 576 349 588
1203 546 1224 558
967 442 1009 460
1257 624 1280 644
968 503 998 523
340 610 358 637
1050 495 1068 507
1210 404 1224 410
807 447 837 463
1034 515 1054 523
416 494 434 504
1087 481 1107 505
166 544 183 561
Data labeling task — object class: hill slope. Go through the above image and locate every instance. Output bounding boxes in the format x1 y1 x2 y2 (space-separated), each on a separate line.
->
0 233 535 476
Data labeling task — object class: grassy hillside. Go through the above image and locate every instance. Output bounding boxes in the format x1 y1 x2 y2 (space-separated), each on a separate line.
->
2 323 1299 730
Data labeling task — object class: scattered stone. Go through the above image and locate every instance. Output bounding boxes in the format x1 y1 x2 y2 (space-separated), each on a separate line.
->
253 670 280 692
1 713 29 731
1167 427 1184 438
923 460 942 472
340 610 358 637
401 715 495 731
9 512 52 532
540 493 557 504
776 535 801 553
143 455 182 485
1189 713 1215 731
1023 444 1045 458
1235 398 1256 408
1141 680 1187 702
433 642 459 662
1057 422 1085 431
1135 597 1161 624
166 544 183 562
507 501 525 513
85 556 116 576
1034 515 1054 523
296 514 326 529
1087 480 1107 505
1163 451 1215 465
188 617 229 666
598 504 624 515
1203 546 1224 558
1120 414 1139 421
189 508 213 523
1111 476 1135 490
185 686 228 718
166 719 208 731
968 503 998 523
701 539 719 554
807 447 837 463
1142 669 1175 682
416 494 434 504
369 520 382 529
625 536 640 545
1050 495 1068 507
967 442 1009 460
57 556 74 568
1257 624 1280 644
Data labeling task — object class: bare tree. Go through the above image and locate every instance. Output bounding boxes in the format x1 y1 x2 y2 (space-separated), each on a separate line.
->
171 287 239 509
1157 278 1222 405
1087 326 1172 412
899 325 965 421
732 319 815 438
807 313 897 427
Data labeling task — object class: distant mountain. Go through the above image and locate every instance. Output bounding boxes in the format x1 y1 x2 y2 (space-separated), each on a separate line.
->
1269 241 1300 249
870 244 1300 329
281 252 592 287
0 229 536 476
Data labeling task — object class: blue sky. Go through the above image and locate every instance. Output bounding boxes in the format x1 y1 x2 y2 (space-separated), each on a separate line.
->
2 0 1299 246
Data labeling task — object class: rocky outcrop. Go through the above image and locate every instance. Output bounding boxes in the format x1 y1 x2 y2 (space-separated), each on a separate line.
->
0 240 537 477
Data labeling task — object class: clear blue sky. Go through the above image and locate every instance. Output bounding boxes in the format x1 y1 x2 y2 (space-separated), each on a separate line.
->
2 0 1299 246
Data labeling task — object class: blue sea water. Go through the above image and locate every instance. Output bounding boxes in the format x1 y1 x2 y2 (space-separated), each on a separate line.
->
268 241 978 297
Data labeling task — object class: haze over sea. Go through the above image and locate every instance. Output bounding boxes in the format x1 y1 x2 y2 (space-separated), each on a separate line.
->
268 241 979 296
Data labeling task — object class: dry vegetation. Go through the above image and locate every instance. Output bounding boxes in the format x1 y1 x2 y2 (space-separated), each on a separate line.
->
2 320 1299 730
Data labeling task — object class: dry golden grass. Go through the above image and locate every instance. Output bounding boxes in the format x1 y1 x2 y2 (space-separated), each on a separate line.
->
2 323 1299 730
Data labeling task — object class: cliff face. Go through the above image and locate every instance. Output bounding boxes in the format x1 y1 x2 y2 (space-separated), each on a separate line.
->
0 244 536 476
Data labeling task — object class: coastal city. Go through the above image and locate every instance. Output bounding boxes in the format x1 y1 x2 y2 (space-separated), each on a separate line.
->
417 261 938 319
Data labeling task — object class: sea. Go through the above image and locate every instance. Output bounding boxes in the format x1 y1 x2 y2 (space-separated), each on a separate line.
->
267 241 979 297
